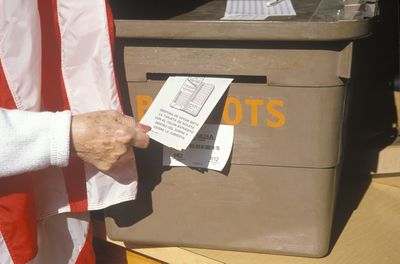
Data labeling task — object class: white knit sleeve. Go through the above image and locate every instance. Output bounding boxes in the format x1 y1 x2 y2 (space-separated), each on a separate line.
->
0 109 72 177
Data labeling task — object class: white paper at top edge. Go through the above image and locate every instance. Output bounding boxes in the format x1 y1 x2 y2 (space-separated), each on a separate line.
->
140 76 233 151
163 124 234 171
222 0 296 21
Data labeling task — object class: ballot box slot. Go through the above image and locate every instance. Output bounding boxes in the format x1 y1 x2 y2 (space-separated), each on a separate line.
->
146 72 267 84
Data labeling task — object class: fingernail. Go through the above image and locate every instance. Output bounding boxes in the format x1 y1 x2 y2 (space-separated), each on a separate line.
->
139 124 152 132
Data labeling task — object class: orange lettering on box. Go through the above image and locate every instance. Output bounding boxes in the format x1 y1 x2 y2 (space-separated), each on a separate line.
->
136 95 153 120
245 99 264 126
223 97 242 125
267 99 286 128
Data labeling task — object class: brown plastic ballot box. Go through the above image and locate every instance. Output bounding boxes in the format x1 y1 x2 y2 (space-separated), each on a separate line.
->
105 0 379 257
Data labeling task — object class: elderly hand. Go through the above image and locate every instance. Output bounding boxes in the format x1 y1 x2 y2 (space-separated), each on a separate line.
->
70 110 150 172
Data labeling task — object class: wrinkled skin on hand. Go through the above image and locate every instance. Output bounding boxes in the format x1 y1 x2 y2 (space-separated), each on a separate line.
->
70 110 150 172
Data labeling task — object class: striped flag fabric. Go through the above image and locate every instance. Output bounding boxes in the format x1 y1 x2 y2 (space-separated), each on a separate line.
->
0 0 138 263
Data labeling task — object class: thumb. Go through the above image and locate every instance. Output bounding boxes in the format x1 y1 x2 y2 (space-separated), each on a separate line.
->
130 126 150 149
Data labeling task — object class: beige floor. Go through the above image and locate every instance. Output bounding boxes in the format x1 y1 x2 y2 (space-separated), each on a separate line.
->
105 180 400 264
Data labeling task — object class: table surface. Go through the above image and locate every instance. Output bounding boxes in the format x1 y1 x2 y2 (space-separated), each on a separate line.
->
103 180 400 264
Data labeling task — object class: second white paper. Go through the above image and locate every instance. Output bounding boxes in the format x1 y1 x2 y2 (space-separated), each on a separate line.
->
140 76 233 151
163 124 234 171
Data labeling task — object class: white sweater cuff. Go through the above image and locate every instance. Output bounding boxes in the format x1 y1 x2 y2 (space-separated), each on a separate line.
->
0 109 72 177
49 111 72 167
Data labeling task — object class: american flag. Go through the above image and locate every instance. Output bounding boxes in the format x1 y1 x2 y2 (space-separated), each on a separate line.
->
0 1 138 263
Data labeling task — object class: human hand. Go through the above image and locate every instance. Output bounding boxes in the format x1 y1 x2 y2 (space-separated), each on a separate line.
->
70 110 150 172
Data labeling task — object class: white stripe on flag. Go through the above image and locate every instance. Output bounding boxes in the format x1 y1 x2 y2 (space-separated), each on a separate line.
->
28 212 90 264
33 167 71 219
0 0 41 111
56 0 138 209
56 0 121 114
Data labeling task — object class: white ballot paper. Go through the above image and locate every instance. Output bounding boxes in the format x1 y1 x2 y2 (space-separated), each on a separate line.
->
163 124 234 171
222 0 296 20
140 76 233 151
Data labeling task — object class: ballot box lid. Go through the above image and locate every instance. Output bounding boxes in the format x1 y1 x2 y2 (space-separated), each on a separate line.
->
110 0 379 41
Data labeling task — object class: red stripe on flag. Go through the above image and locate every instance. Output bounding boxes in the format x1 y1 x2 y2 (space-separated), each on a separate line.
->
105 0 125 114
0 175 37 264
0 61 17 109
62 157 89 212
38 0 69 111
75 222 95 264
0 58 37 264
38 0 88 212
